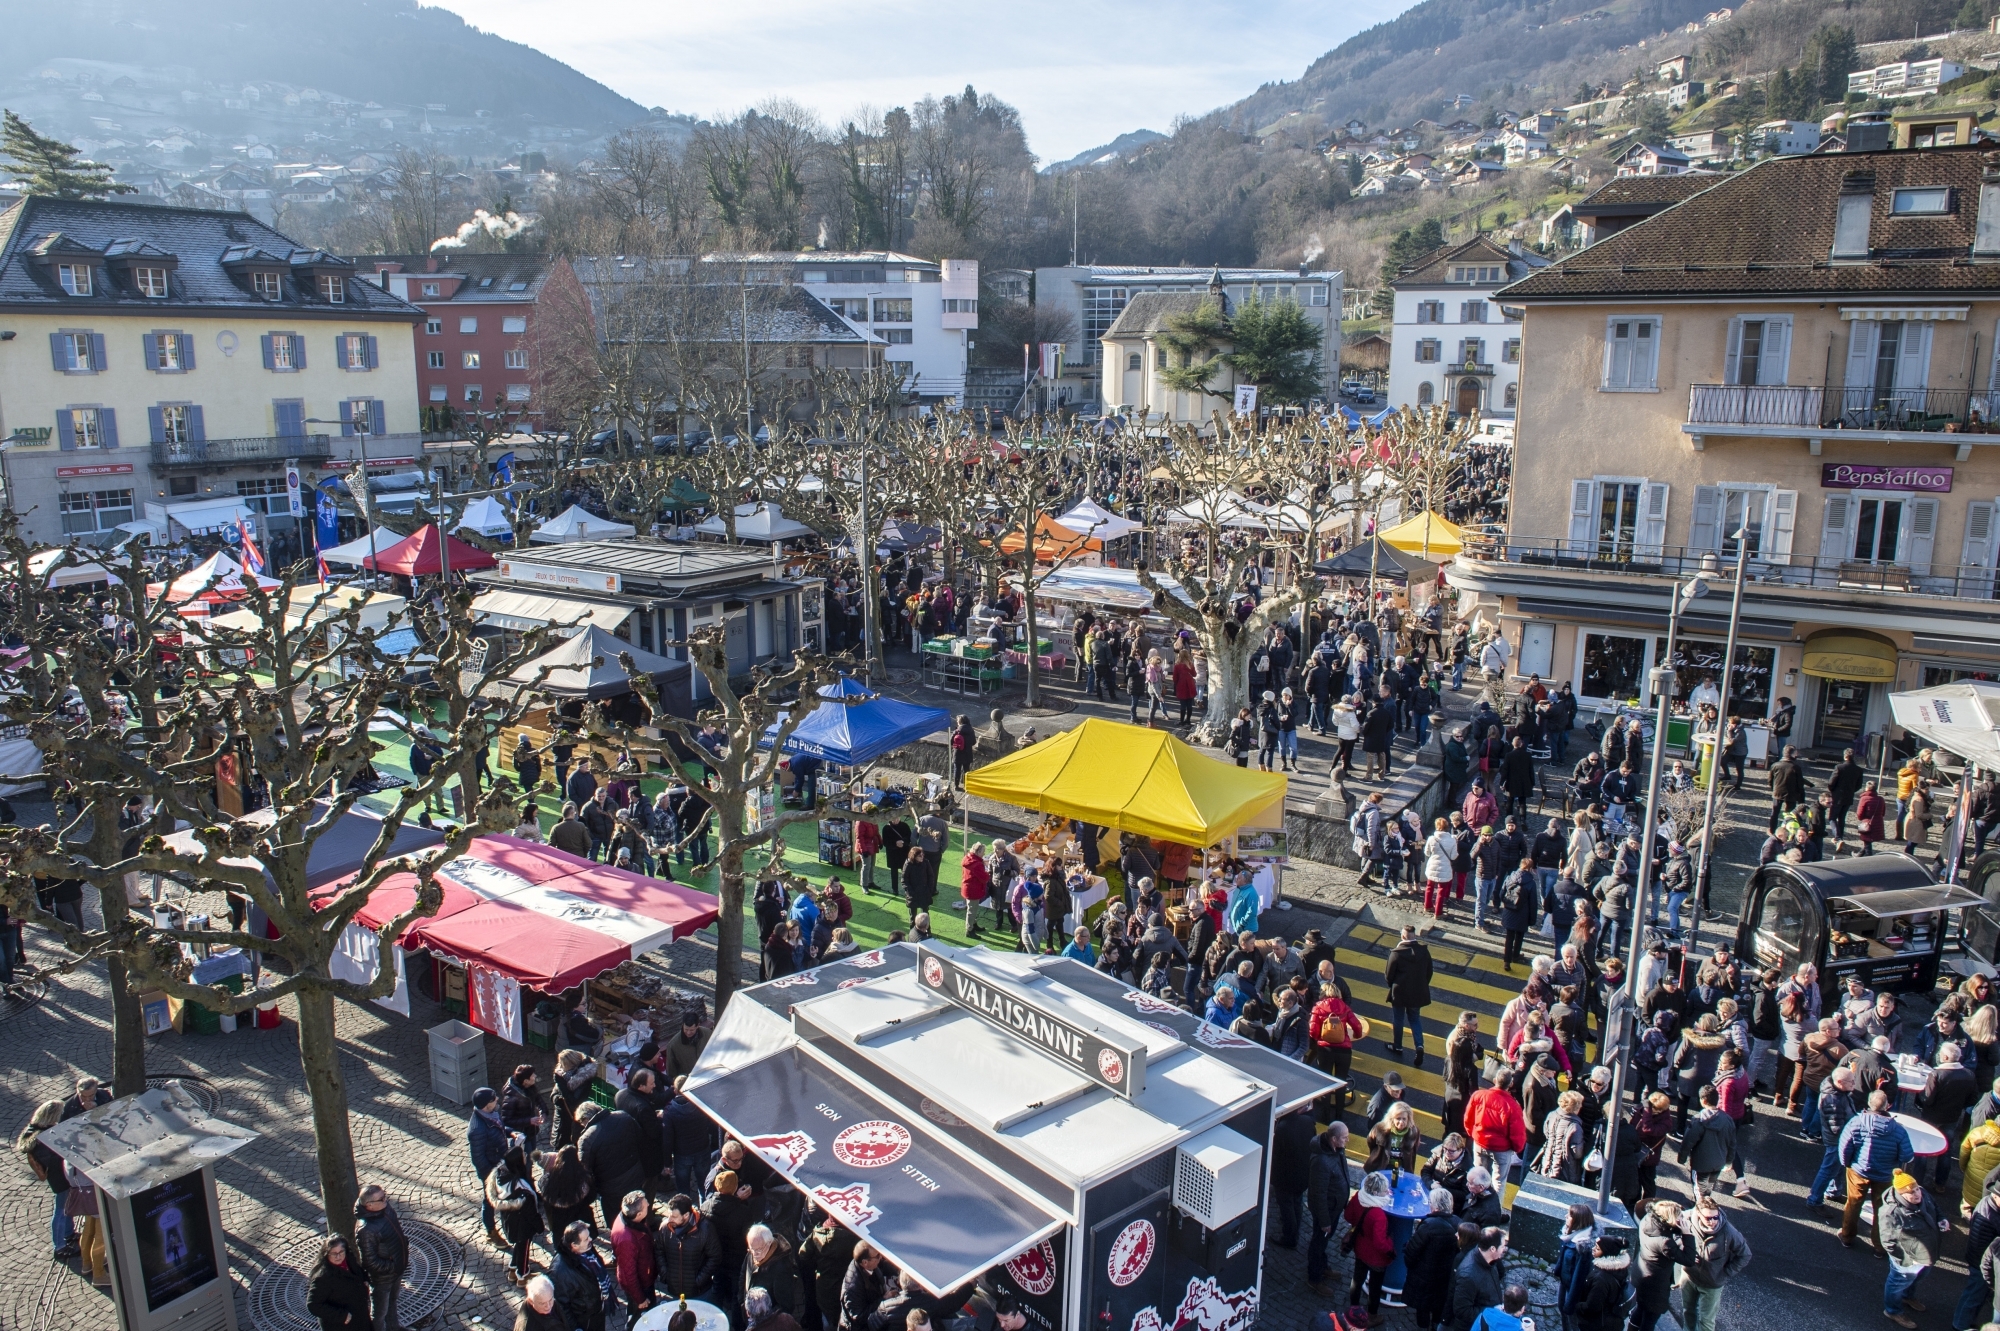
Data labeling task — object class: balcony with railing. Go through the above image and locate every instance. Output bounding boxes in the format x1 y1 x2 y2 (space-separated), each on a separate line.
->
1687 385 2000 436
1462 531 2000 602
151 434 333 469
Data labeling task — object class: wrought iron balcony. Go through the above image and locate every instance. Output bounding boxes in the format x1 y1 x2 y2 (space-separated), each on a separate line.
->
1688 384 2000 434
151 434 333 469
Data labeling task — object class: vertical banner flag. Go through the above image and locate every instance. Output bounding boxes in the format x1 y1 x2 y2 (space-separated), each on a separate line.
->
237 517 266 576
494 451 515 486
314 484 342 553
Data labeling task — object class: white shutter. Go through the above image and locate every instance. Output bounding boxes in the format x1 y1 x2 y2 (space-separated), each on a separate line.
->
1604 319 1630 388
1637 481 1670 557
1723 318 1744 386
1819 494 1855 568
1906 496 1940 577
1761 317 1792 386
1689 484 1722 552
1638 320 1660 388
1899 321 1934 393
1960 500 1997 594
1567 479 1595 555
1844 321 1879 389
1767 489 1798 565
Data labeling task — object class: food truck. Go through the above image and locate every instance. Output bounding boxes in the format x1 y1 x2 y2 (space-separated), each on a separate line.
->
684 941 1338 1331
1736 852 1986 1000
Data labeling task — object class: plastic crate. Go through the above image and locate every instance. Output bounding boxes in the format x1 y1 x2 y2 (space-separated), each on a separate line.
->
525 1029 553 1050
589 1078 617 1107
184 1003 222 1036
427 1019 486 1072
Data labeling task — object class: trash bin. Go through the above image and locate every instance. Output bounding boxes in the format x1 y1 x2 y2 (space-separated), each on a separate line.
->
427 1019 488 1105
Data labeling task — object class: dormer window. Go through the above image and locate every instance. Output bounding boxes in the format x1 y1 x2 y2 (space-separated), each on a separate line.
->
59 264 92 296
319 275 345 304
422 282 440 297
1892 187 1952 215
133 266 169 298
252 271 282 300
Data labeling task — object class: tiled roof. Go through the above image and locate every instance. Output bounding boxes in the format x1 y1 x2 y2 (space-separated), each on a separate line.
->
1571 173 1721 212
1502 145 2000 301
1394 235 1548 286
569 257 871 345
348 252 554 302
0 197 422 318
1103 291 1213 338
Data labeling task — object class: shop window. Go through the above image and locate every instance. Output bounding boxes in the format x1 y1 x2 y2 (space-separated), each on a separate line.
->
1581 632 1649 701
1667 641 1774 717
1752 881 1811 972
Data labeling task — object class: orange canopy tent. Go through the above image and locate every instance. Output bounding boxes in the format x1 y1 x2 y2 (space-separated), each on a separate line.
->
996 514 1102 562
362 524 499 576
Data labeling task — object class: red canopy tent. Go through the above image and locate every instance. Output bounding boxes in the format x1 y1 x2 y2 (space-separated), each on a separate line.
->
361 524 499 576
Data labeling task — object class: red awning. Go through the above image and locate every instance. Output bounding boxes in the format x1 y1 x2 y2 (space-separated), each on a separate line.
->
361 524 499 575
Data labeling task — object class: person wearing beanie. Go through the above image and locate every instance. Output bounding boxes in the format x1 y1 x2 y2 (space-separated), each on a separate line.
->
1576 1233 1630 1331
1880 1171 1949 1328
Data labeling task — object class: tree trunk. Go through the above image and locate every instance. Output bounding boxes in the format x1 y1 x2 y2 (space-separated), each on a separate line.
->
712 807 748 1016
1022 590 1041 708
104 951 147 1098
1199 619 1259 744
295 988 361 1240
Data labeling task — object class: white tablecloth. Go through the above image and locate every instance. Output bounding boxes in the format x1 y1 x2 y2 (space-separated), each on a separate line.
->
1892 1112 1949 1157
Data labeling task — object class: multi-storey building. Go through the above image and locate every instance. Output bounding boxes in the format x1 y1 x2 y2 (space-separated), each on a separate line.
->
1386 237 1546 418
351 253 553 425
0 198 421 551
1033 265 1341 407
1455 144 2000 751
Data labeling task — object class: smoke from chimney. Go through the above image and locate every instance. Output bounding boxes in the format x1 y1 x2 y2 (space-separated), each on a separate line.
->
431 209 532 252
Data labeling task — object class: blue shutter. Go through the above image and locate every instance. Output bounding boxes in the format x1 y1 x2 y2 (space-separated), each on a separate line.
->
100 408 119 450
365 335 379 369
339 400 355 436
179 333 194 371
188 405 206 441
261 334 275 370
143 332 159 372
56 409 75 451
369 399 386 435
275 400 304 438
148 406 166 444
89 334 106 373
50 332 68 371
292 334 306 370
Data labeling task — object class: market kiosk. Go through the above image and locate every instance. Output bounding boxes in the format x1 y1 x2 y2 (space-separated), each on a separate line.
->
684 941 1338 1331
1736 853 1985 1001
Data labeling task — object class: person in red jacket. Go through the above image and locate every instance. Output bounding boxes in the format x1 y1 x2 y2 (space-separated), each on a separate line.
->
855 819 882 892
1344 1173 1396 1318
1465 1068 1530 1185
960 843 992 936
609 1191 658 1315
1311 984 1368 1117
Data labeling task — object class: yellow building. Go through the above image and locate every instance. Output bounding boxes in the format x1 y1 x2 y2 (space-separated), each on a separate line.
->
1453 144 2000 751
0 197 420 550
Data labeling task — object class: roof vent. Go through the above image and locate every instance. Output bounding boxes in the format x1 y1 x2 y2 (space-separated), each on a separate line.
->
1832 171 1874 260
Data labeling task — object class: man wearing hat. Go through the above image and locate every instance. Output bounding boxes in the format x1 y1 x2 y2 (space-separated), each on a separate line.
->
1879 1170 1950 1328
468 1086 510 1245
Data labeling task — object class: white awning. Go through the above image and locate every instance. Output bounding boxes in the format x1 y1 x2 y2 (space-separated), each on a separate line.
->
147 497 256 537
471 588 634 634
1840 305 1969 321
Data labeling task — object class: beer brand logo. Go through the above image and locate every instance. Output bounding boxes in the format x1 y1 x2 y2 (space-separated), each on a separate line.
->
1108 1219 1155 1286
1005 1240 1057 1296
1097 1048 1125 1084
831 1119 910 1168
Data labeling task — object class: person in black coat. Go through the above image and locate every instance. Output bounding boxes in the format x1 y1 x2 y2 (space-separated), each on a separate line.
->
1269 1108 1314 1249
1575 1235 1630 1331
656 1195 722 1299
1402 1195 1462 1331
1499 858 1541 970
1384 927 1435 1065
500 1064 548 1151
615 1069 668 1191
551 1220 612 1331
880 819 912 897
306 1235 371 1331
577 1103 647 1233
1500 738 1537 819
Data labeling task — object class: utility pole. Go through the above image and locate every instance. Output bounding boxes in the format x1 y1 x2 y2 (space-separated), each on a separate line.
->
1690 528 1751 952
741 269 755 444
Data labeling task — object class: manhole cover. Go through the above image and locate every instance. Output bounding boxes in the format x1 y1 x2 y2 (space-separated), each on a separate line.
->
1 976 48 1020
248 1217 463 1331
145 1074 222 1116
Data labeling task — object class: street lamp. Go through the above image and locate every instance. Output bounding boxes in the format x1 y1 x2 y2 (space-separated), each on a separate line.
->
1689 527 1753 952
1595 552 1714 1214
306 417 377 574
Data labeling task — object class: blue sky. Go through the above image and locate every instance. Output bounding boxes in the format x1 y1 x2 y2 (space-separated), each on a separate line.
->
435 0 1407 161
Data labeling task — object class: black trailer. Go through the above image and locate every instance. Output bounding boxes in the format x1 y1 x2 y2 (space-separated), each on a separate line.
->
1735 852 1986 1002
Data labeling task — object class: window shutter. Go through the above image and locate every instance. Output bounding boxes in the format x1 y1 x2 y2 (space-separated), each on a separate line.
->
179 333 194 371
1898 321 1933 393
1567 479 1595 555
1819 494 1854 567
1722 319 1742 386
292 335 307 369
50 332 68 371
1960 501 1997 590
1603 321 1629 387
339 400 355 436
275 401 304 438
100 408 119 450
89 334 106 372
1906 496 1939 576
188 405 206 442
56 409 75 451
365 335 379 369
1638 322 1660 388
1844 321 1878 389
1761 318 1791 386
1767 489 1797 564
1689 484 1722 551
261 334 276 370
369 399 386 435
143 332 159 372
1637 481 1670 557
148 406 166 444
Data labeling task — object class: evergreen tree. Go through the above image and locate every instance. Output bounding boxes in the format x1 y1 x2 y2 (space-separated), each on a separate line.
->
1222 296 1325 405
0 110 135 199
1157 299 1231 394
1810 25 1860 103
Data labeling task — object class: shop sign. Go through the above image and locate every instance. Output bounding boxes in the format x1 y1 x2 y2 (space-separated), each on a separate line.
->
56 462 134 477
7 427 53 445
916 943 1147 1097
1821 463 1952 492
494 558 621 593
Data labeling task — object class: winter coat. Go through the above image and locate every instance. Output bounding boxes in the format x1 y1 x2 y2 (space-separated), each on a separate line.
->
499 1077 546 1141
353 1200 410 1281
469 1108 510 1187
1307 1133 1352 1230
1839 1111 1916 1182
1402 1213 1462 1309
578 1110 647 1206
1448 1250 1508 1331
656 1215 721 1297
1310 993 1366 1049
1881 1187 1948 1271
1385 940 1435 1007
1364 1120 1421 1175
1631 1212 1691 1307
1537 1109 1587 1183
307 1257 371 1331
1344 1191 1395 1270
1671 1029 1728 1101
1920 1063 1980 1129
1423 832 1459 885
1466 1086 1528 1154
614 1086 666 1181
1679 1212 1752 1289
611 1213 659 1309
1575 1251 1631 1331
839 1259 890 1331
664 1093 715 1166
1445 1028 1484 1100
550 1069 595 1151
552 1246 609 1331
538 1145 594 1215
1677 1110 1737 1176
959 852 990 902
1964 1122 2000 1212
744 1238 805 1318
486 1158 544 1245
1856 789 1887 840
1500 869 1540 931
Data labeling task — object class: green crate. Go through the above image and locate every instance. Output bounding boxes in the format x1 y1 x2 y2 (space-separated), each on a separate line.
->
525 1029 553 1050
443 997 469 1022
589 1078 617 1107
185 1003 222 1035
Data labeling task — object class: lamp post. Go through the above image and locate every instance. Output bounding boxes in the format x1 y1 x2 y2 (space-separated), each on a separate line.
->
307 417 377 575
1595 555 1714 1213
1689 527 1752 953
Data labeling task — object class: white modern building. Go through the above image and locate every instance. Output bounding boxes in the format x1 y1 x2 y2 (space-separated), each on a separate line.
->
1384 236 1546 419
1755 119 1822 155
1847 59 1964 99
1032 264 1342 407
705 251 977 403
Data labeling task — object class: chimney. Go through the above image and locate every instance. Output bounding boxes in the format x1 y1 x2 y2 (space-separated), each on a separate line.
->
1977 154 2000 258
1831 170 1875 260
425 256 439 273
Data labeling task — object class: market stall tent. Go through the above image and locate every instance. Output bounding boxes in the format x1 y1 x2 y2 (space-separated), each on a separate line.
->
1053 496 1141 543
532 505 638 544
693 502 815 544
23 549 122 587
1378 510 1464 559
161 804 447 891
762 675 951 765
363 525 500 575
996 514 1102 561
318 532 391 567
150 552 282 605
1890 681 2000 772
1313 536 1430 584
493 625 691 704
454 495 516 538
964 717 1288 844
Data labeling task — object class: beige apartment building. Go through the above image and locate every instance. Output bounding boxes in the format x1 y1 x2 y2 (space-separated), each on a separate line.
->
1451 144 2000 752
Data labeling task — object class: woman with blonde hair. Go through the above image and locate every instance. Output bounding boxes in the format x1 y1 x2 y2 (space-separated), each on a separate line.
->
1365 1099 1422 1174
15 1099 74 1257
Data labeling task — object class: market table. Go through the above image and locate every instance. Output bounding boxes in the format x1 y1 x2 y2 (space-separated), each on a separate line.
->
634 1299 728 1331
1892 1112 1949 1157
1375 1169 1434 1307
1895 1057 1931 1094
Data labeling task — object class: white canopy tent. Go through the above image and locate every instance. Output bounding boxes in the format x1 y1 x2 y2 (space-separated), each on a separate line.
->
1162 491 1306 532
454 495 515 538
318 532 390 567
531 505 637 544
1890 682 2000 773
144 496 259 539
25 549 122 587
693 502 815 543
1053 496 1141 543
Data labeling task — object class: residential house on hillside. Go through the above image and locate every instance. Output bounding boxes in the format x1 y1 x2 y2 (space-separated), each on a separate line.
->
1756 120 1821 155
1657 54 1692 81
1518 113 1564 136
1849 60 1965 99
1455 159 1507 184
1669 130 1733 164
1503 131 1551 162
1567 173 1719 245
1616 143 1692 175
1463 144 2000 748
1386 236 1546 418
1667 81 1706 110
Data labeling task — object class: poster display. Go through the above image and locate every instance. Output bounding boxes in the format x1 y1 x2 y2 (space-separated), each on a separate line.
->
132 1171 220 1312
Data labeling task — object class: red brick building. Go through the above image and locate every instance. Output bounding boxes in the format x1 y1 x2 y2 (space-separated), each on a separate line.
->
350 253 552 427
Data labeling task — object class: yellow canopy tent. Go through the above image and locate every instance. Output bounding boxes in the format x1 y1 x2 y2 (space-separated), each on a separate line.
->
1378 511 1464 559
965 717 1288 845
996 514 1103 562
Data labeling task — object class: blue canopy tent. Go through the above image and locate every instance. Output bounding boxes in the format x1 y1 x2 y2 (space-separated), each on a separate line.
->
763 676 952 766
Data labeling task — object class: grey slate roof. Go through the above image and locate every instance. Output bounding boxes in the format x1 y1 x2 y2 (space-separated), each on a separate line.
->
348 252 554 302
0 197 424 319
1103 291 1214 338
569 256 873 344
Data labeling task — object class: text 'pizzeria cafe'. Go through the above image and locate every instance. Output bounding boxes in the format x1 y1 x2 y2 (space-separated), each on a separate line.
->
682 940 1338 1331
